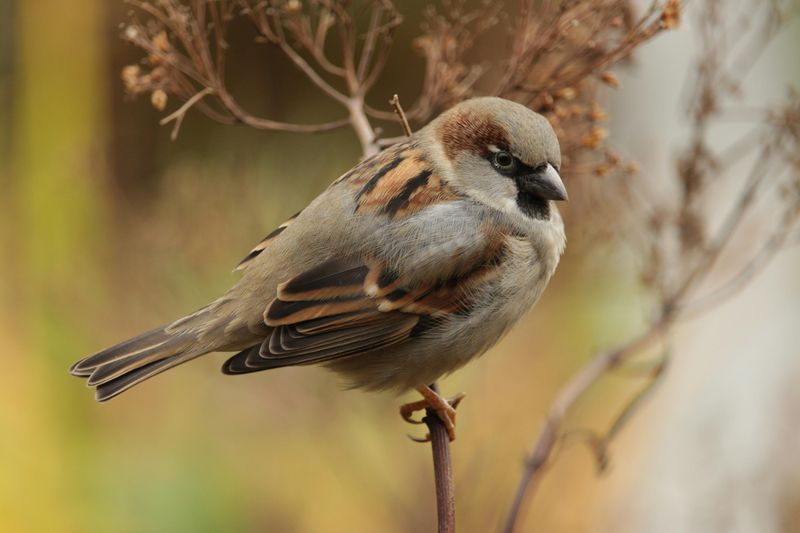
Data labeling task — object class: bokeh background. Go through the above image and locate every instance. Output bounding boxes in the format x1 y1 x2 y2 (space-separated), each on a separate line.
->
1 1 799 532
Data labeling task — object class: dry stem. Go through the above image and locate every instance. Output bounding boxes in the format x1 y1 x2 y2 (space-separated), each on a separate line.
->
424 382 456 533
503 316 673 533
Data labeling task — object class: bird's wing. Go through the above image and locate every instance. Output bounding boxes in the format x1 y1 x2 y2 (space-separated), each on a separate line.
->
223 139 517 373
223 240 505 373
223 218 512 373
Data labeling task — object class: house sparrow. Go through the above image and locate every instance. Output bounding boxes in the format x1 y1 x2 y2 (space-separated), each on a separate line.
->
70 96 567 440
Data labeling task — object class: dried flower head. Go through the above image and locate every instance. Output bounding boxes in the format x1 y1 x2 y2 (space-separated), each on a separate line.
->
151 89 168 111
661 0 682 29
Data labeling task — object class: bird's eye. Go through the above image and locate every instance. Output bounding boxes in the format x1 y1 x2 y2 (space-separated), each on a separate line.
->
491 151 517 174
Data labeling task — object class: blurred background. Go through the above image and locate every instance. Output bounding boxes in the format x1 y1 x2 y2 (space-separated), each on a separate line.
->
1 1 798 532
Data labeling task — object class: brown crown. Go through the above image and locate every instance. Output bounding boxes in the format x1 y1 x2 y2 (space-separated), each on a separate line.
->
438 111 510 161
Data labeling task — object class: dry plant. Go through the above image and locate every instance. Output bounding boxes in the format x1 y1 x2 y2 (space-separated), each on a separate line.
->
504 1 800 530
117 0 800 531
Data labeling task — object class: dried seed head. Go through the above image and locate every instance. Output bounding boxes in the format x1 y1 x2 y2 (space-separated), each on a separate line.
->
286 0 302 14
149 31 171 64
121 64 140 83
590 101 608 121
151 89 168 111
554 103 569 120
594 163 612 177
533 92 555 112
581 126 608 149
600 71 620 88
555 87 577 101
661 0 682 29
121 64 143 94
123 25 139 41
606 151 621 166
152 31 170 53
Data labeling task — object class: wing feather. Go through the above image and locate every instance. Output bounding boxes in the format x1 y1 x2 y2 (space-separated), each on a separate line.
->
235 211 301 271
222 141 515 376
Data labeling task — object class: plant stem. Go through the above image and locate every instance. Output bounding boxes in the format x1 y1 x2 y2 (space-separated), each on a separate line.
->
502 317 672 533
424 382 456 533
346 94 379 157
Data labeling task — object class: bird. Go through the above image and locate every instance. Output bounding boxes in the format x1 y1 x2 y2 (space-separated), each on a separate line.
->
69 96 567 440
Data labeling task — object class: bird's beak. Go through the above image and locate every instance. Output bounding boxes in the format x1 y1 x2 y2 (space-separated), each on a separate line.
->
522 163 568 201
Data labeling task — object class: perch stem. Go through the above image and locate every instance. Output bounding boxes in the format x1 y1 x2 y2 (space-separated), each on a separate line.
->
424 382 456 533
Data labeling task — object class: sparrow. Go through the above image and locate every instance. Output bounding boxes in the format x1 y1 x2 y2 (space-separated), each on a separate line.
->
70 96 567 440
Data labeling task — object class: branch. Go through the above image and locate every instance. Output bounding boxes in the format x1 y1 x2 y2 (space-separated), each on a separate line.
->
160 87 215 139
122 1 353 136
266 8 350 106
424 383 456 533
389 94 412 137
346 95 379 157
215 86 350 133
242 1 398 156
679 206 800 316
667 139 776 308
502 317 672 533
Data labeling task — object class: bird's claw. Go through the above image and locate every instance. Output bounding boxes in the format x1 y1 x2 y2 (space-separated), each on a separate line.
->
407 433 432 443
399 389 466 442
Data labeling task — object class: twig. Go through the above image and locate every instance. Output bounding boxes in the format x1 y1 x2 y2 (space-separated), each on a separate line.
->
678 208 800 316
424 382 456 533
215 85 351 133
160 87 215 139
268 12 350 106
503 317 673 533
389 94 413 137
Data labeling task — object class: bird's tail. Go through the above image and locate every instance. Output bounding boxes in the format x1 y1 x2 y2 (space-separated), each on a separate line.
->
69 306 232 401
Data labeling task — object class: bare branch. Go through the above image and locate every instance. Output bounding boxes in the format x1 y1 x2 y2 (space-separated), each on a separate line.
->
424 382 456 533
264 6 349 105
160 86 215 139
503 317 672 533
122 0 353 135
389 94 412 137
357 2 383 82
679 207 800 316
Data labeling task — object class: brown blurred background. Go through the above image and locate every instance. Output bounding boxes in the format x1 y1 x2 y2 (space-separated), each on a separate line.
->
1 1 799 532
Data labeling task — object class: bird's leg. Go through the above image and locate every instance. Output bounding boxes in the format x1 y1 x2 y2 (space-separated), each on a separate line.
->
400 385 466 442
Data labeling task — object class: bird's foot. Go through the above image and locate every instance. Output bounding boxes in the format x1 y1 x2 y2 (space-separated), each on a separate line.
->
400 386 465 442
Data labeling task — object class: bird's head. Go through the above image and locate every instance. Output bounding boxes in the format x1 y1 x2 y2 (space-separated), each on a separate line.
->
427 97 566 220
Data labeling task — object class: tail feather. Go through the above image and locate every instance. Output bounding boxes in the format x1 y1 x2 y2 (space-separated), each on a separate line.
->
70 324 201 401
69 326 174 375
71 301 261 401
70 311 216 401
95 354 186 402
85 334 190 387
